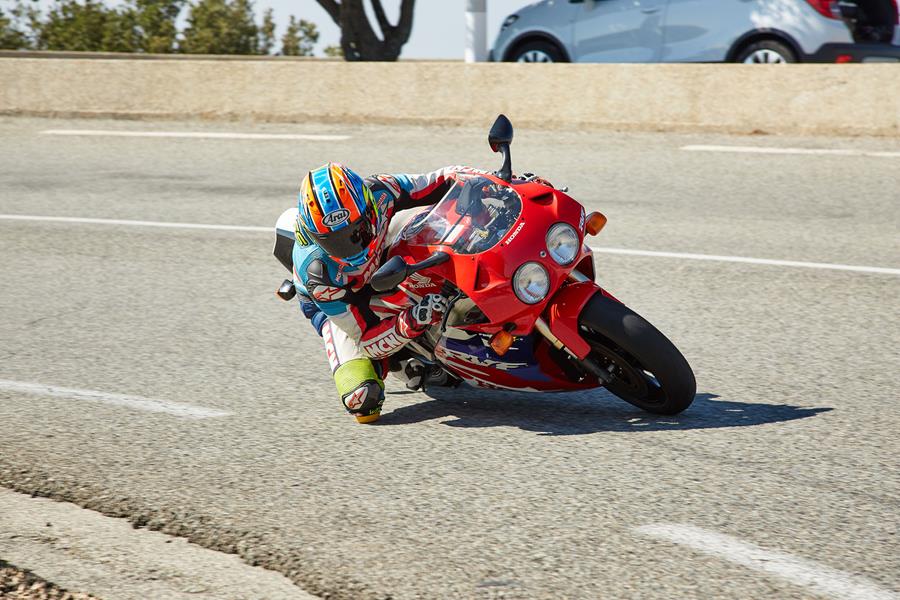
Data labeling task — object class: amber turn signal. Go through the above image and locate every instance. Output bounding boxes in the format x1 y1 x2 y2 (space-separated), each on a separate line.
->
490 330 515 356
585 212 607 236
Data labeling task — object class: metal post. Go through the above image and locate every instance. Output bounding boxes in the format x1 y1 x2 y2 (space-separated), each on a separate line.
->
465 0 488 62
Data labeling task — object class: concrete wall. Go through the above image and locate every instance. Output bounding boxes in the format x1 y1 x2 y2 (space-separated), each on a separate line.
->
1 55 898 136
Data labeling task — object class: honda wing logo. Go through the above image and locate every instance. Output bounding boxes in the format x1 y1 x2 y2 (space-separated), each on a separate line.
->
322 209 350 228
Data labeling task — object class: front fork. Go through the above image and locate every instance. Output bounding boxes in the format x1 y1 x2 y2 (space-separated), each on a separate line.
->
534 271 614 384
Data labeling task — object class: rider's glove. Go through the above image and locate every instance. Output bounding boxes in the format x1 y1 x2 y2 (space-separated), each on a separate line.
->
400 294 448 336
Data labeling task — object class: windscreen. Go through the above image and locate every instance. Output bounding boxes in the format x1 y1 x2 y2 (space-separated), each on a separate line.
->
400 176 522 255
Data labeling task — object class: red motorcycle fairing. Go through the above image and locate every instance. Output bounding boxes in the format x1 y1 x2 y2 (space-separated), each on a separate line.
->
388 174 595 337
435 331 597 392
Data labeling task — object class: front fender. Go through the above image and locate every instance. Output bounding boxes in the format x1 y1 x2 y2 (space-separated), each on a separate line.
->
544 283 598 360
544 283 622 360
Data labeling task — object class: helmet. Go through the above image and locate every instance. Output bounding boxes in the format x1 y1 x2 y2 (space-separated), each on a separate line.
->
297 163 380 269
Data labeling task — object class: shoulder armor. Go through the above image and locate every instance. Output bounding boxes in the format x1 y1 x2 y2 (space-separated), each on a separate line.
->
306 259 348 303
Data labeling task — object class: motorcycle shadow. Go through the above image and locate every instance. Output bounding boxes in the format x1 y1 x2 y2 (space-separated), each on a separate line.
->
380 388 831 436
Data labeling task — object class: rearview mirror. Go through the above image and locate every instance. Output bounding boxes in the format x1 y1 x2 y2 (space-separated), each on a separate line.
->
370 252 452 293
370 256 410 292
488 114 514 152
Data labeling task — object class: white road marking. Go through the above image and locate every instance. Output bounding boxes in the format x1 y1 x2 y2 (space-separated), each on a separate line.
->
2 214 897 276
0 379 232 419
636 524 900 600
682 144 900 158
0 214 268 232
590 246 900 276
41 129 351 141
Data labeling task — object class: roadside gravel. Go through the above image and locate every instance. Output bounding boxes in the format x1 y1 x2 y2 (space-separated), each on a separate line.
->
0 560 100 600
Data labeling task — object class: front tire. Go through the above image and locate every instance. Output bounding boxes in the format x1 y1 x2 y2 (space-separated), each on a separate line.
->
579 293 696 415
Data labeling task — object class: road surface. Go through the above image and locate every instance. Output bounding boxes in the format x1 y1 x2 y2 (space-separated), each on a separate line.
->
1 116 898 599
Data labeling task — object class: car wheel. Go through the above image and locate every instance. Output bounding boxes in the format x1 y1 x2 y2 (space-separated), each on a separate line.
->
736 40 797 64
509 40 566 63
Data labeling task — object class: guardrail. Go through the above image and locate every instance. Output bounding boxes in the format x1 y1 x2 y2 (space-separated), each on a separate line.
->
1 52 898 136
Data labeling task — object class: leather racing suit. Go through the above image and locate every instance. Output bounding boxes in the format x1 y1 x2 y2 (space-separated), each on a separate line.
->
292 166 469 419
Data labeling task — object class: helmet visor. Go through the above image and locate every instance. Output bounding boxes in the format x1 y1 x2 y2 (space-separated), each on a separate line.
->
308 217 375 262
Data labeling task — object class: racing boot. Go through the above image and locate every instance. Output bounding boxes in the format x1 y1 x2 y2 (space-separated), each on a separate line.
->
335 358 385 424
401 359 461 391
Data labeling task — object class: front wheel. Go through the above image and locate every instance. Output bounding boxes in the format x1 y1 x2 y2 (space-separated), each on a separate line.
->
579 293 696 415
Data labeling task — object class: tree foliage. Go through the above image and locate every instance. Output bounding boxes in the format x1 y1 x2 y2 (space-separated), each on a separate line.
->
315 0 415 61
0 6 30 49
180 0 261 54
281 15 318 56
4 0 322 56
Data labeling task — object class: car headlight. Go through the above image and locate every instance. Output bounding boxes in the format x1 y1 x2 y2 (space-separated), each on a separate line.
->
513 262 550 305
502 14 519 29
546 223 579 266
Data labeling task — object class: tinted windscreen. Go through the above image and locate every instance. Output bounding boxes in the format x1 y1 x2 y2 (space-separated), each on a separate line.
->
400 176 522 255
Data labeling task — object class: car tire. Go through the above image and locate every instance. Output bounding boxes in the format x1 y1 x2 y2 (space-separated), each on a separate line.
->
735 40 798 64
508 40 566 63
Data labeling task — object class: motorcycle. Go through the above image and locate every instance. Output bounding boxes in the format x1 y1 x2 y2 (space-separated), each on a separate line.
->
275 115 696 415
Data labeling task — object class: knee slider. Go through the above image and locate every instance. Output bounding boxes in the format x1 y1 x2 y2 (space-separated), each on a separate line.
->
335 359 384 415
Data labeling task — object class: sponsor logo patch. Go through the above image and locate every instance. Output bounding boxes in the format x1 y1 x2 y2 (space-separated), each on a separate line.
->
405 272 433 290
312 285 347 302
344 387 367 411
363 331 403 357
322 209 351 228
505 220 526 244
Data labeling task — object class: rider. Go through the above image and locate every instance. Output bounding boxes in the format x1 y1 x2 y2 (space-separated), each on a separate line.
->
292 162 470 424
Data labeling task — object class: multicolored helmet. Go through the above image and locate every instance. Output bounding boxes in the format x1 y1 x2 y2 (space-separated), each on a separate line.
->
297 163 380 269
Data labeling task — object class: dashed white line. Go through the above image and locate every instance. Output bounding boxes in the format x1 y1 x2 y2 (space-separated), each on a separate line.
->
682 144 900 158
0 214 268 232
636 524 899 600
41 129 351 141
0 379 232 419
590 246 900 276
2 214 898 277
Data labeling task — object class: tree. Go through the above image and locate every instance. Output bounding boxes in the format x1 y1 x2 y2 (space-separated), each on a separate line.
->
180 0 261 55
0 6 30 49
259 7 275 54
130 0 185 53
314 0 415 61
280 15 318 56
36 0 118 51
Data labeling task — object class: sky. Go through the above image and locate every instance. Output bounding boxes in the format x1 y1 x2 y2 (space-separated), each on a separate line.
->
265 0 535 58
4 0 536 58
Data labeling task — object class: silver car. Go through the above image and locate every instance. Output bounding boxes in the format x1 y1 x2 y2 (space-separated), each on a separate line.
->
491 0 900 63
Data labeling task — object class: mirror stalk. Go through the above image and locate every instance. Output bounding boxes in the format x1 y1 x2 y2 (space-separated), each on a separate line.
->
497 143 512 182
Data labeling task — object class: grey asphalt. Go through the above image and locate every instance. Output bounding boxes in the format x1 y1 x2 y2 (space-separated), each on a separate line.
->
1 116 898 600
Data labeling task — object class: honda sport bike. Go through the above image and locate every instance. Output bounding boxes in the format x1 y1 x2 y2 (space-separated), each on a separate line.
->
275 116 696 415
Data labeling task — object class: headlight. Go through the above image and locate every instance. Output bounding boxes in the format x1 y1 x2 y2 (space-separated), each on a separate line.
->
502 14 519 29
546 223 579 266
513 262 550 305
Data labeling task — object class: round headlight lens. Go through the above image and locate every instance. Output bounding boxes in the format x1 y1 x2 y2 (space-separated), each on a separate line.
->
513 262 550 305
546 223 579 266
